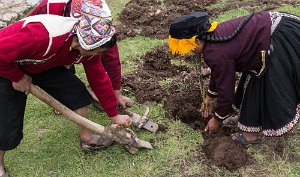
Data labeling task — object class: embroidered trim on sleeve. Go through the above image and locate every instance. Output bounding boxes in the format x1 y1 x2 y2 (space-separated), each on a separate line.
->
15 54 56 65
208 89 217 96
215 112 230 120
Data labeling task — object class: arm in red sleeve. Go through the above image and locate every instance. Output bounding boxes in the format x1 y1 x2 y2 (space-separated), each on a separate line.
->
101 44 122 90
208 59 236 120
83 56 118 117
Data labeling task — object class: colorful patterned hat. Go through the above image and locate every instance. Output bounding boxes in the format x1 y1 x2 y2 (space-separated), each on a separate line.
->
75 0 116 50
71 0 104 18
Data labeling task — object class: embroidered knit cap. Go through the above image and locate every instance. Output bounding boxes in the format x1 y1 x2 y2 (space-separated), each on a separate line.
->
168 12 218 55
75 0 116 50
71 0 103 18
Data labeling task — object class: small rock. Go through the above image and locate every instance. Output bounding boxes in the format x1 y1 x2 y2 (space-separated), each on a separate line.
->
0 21 7 28
2 12 18 21
155 9 161 15
11 6 31 14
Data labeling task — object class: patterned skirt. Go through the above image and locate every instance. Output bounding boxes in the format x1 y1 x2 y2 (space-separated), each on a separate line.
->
234 13 300 137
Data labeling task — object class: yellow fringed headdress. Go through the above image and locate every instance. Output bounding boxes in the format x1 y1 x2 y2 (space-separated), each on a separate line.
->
168 12 218 55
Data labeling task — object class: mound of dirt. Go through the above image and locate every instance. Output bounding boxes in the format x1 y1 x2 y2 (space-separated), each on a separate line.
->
122 43 196 103
123 75 166 103
163 74 205 128
116 0 299 40
202 136 250 170
116 0 216 40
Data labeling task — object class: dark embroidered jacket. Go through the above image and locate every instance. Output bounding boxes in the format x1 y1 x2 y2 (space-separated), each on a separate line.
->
202 11 271 120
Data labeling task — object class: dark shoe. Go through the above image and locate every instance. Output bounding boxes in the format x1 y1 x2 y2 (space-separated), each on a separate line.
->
80 134 113 151
232 132 265 145
0 168 9 177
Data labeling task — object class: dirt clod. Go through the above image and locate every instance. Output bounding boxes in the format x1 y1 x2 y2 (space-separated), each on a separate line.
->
157 123 168 132
202 136 250 170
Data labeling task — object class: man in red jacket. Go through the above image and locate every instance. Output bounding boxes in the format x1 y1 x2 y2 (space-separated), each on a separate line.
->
0 1 131 176
27 0 131 109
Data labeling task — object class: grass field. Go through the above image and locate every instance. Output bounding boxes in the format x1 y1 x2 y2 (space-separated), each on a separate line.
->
5 1 300 177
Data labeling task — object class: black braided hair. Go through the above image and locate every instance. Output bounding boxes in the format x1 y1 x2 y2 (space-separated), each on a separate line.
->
199 13 254 42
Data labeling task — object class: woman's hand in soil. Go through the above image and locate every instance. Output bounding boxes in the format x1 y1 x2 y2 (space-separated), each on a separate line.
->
12 74 32 95
201 95 215 118
110 114 132 128
204 117 220 134
114 90 132 108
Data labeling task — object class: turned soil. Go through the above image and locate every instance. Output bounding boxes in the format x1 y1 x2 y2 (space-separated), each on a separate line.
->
122 42 300 170
122 43 250 170
116 0 299 40
120 0 300 171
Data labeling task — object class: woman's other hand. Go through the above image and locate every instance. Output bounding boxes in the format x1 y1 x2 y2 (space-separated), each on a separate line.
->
204 117 220 134
114 90 132 109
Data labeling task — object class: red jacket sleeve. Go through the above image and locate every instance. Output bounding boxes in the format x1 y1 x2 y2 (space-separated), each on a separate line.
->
83 56 118 117
101 44 122 90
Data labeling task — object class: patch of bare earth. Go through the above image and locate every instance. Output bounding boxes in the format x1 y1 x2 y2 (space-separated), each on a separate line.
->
202 136 251 170
122 43 193 103
116 0 299 40
120 0 299 170
122 43 251 170
116 0 217 40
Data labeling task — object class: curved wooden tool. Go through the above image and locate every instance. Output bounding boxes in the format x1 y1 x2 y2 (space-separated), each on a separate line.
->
30 84 153 154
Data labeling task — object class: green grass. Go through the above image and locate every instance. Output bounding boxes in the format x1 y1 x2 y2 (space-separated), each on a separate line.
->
159 78 173 89
213 8 251 22
7 95 202 177
106 0 130 24
275 5 300 16
5 2 300 177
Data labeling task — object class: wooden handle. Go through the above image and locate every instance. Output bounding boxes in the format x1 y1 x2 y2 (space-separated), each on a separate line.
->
30 84 105 134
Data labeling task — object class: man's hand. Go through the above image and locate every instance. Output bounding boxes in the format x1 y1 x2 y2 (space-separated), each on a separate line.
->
12 74 32 95
110 114 132 128
114 90 132 109
200 95 215 118
204 117 220 134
